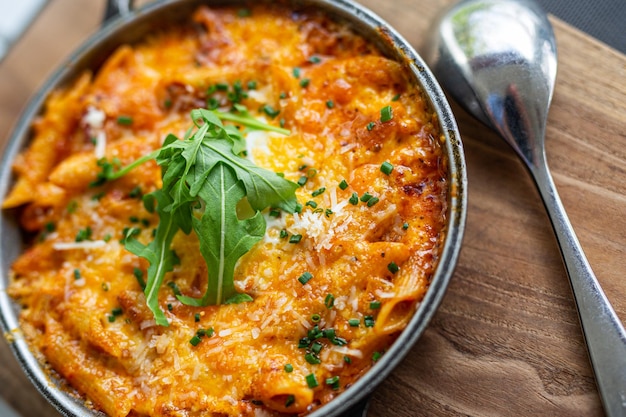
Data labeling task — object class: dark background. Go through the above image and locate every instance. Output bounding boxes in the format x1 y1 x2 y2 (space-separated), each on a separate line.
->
537 0 626 53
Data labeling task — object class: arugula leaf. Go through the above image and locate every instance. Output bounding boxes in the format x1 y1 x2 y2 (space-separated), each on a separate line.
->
115 108 296 325
177 163 265 306
125 189 182 326
186 138 298 212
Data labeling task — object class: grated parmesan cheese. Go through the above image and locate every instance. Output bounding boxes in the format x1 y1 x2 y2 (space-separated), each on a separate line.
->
218 328 233 338
83 106 106 129
83 106 107 158
52 240 107 251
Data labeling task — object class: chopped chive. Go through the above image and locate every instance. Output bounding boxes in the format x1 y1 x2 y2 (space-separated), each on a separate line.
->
167 281 182 296
308 56 321 64
196 328 213 337
73 269 81 280
129 186 143 198
117 115 133 126
194 313 201 322
305 373 319 388
101 282 109 291
308 325 323 340
392 93 401 101
279 118 285 128
167 303 173 311
324 294 335 309
279 91 287 99
216 82 229 91
360 192 373 202
261 104 280 118
298 271 313 284
269 208 281 217
380 105 393 122
349 192 359 205
279 229 288 239
348 318 360 327
207 97 220 110
289 234 303 244
380 161 394 175
305 353 321 365
322 328 335 340
306 200 318 209
297 176 308 186
364 315 375 327
372 351 382 361
300 78 310 88
331 336 347 346
344 355 352 364
311 341 323 354
366 121 376 131
108 307 122 323
189 335 202 346
326 376 340 390
339 179 348 190
311 313 321 323
285 395 295 407
367 196 380 207
129 215 139 223
388 261 399 274
293 67 301 78
370 300 382 309
75 226 92 242
311 187 326 197
103 233 112 242
402 222 409 230
284 363 294 373
294 203 303 214
247 80 257 90
164 98 172 108
298 337 311 348
324 208 333 217
230 80 243 96
326 100 334 109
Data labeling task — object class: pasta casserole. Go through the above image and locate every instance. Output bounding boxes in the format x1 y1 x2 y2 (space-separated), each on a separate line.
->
3 3 448 416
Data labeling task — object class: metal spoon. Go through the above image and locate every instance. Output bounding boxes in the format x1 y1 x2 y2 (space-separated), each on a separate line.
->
423 0 626 415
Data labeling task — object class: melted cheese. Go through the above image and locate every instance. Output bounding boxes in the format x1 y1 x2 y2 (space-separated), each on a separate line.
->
4 4 448 417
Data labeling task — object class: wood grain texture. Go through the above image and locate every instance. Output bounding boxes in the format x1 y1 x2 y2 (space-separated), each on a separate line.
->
0 1 624 416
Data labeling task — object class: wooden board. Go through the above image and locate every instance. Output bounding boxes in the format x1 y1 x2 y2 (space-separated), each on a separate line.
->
0 1 624 416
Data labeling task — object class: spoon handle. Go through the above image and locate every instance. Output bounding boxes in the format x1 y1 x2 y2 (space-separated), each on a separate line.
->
530 159 626 417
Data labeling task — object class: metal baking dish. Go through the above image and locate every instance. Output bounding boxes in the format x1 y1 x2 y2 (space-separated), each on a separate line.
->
0 1 467 416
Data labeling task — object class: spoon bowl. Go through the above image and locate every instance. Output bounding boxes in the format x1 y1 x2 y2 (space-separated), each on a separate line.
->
424 0 557 167
424 1 626 416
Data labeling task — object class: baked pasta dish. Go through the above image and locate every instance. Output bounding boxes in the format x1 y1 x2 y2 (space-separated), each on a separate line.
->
3 3 448 416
